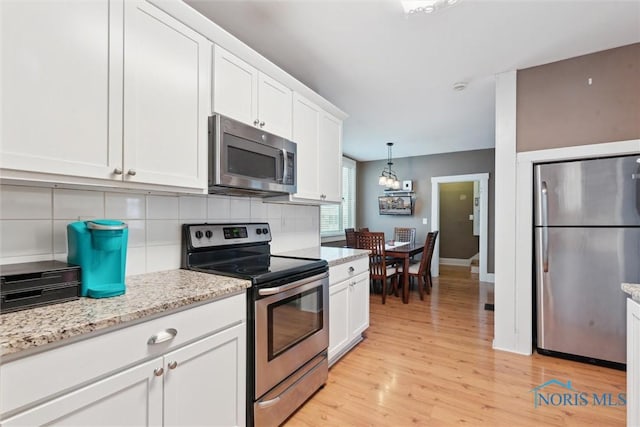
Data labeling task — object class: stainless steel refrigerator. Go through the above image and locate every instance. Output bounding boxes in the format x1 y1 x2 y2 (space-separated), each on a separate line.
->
534 154 640 366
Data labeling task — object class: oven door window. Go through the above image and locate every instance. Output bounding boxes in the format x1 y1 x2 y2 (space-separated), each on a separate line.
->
268 286 323 360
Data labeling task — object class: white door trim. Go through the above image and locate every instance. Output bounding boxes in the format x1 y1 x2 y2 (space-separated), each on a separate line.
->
431 173 491 282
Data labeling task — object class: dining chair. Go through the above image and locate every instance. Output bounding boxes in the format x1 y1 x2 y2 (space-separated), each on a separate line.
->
393 227 416 245
344 228 356 248
356 231 400 304
404 231 439 300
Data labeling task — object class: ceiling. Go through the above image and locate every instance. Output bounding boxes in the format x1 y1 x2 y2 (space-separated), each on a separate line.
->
185 0 640 161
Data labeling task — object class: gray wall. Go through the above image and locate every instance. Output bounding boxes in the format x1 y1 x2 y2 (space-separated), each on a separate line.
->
439 182 478 259
357 149 495 273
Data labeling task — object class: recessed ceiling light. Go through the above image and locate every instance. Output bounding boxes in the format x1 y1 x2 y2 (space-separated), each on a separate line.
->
453 81 468 91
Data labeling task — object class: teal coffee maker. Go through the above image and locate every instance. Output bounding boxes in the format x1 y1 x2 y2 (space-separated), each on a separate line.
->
67 220 128 298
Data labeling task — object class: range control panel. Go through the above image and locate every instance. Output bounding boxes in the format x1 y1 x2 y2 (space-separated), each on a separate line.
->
186 223 271 249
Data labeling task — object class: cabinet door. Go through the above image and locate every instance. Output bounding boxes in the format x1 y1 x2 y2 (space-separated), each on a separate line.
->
123 0 211 189
213 45 258 126
0 0 122 180
349 272 370 338
318 112 343 203
258 73 292 139
1 358 163 427
163 323 246 427
328 280 350 363
292 93 321 200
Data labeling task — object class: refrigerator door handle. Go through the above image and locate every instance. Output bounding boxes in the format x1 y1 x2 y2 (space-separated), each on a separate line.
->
541 181 549 272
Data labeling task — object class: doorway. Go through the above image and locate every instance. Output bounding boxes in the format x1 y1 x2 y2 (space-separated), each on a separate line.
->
431 173 491 282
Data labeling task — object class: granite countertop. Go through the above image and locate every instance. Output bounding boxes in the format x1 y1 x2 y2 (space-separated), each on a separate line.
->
0 270 250 359
622 283 640 303
276 246 369 267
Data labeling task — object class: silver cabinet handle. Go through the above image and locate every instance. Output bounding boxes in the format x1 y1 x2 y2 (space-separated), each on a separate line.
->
147 328 177 345
259 121 265 127
113 168 123 175
541 181 549 273
127 169 137 176
253 119 259 126
168 361 178 370
154 367 164 377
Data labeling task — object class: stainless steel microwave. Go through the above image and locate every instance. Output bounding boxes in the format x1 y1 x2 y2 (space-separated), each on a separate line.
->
208 114 297 196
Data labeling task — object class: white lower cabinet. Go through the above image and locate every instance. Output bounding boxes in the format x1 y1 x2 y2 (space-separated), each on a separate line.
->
628 298 640 426
328 257 369 366
0 294 246 427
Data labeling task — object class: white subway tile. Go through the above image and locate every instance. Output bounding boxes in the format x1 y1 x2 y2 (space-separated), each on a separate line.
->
0 220 52 257
105 193 145 219
1 185 52 220
250 198 267 220
53 220 70 253
126 247 147 276
179 196 207 220
207 195 230 220
146 195 179 220
229 197 250 218
266 202 282 219
146 220 180 246
146 245 181 273
53 189 104 220
126 220 146 248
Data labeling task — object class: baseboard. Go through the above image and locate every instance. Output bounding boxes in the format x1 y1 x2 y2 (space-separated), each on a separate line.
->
439 257 471 267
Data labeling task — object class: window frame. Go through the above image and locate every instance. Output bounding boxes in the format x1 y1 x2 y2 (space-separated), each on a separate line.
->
320 157 356 239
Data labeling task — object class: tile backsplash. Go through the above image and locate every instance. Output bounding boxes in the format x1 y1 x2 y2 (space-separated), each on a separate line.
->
0 185 320 275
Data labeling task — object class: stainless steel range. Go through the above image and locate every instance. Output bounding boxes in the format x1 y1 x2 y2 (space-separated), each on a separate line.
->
181 223 329 426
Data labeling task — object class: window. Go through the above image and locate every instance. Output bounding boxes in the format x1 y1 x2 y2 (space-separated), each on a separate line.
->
320 157 356 237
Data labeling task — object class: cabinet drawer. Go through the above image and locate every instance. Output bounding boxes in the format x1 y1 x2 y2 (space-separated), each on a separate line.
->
329 257 368 286
0 293 245 417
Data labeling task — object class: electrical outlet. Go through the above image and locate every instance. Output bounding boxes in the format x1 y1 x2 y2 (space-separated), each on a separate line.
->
422 218 428 225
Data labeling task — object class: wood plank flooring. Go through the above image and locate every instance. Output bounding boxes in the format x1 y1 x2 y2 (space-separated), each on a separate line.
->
285 266 626 426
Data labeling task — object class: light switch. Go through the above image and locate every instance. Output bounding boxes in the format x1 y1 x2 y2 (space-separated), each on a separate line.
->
422 218 428 225
469 214 474 220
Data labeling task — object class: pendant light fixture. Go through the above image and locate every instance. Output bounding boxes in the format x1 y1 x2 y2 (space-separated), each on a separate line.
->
378 142 401 190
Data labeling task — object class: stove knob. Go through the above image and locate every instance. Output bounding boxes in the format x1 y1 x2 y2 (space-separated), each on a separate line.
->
194 230 203 239
205 230 213 239
256 228 262 235
262 228 269 234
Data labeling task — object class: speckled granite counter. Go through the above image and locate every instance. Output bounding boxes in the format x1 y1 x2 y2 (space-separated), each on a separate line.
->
276 246 369 267
622 283 640 303
0 269 250 359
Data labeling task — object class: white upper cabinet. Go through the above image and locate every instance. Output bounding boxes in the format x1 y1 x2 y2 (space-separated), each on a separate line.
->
122 0 210 189
1 0 116 180
0 0 210 191
213 45 292 139
318 111 343 203
291 93 321 200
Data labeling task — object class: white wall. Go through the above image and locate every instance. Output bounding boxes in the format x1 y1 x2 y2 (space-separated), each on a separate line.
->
0 184 320 275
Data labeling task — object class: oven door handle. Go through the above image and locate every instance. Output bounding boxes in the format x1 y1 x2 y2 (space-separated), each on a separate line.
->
258 272 328 296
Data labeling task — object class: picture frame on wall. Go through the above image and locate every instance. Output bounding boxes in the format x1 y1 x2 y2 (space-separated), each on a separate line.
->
378 195 413 215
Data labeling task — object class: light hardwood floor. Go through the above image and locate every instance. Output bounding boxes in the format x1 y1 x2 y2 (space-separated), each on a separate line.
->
286 266 626 426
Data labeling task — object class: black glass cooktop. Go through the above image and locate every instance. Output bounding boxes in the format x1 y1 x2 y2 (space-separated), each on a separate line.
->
192 254 327 285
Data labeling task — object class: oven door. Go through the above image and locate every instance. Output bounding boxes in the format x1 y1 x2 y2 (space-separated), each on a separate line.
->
254 272 329 398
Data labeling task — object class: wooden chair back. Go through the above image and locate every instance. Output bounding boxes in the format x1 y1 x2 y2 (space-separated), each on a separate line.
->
345 228 356 248
356 231 387 280
393 227 416 244
417 231 439 277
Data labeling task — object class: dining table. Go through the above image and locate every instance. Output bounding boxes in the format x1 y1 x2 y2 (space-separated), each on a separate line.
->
384 241 425 303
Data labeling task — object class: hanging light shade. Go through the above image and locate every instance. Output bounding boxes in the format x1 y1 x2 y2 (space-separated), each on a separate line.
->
378 142 401 190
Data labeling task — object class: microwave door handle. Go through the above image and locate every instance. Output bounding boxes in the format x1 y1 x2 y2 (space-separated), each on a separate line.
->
281 148 288 184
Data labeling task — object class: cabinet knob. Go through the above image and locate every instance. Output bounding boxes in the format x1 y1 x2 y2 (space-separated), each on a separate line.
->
348 266 355 273
254 119 260 126
154 367 164 377
127 169 137 176
168 360 178 370
113 168 123 175
259 121 265 127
